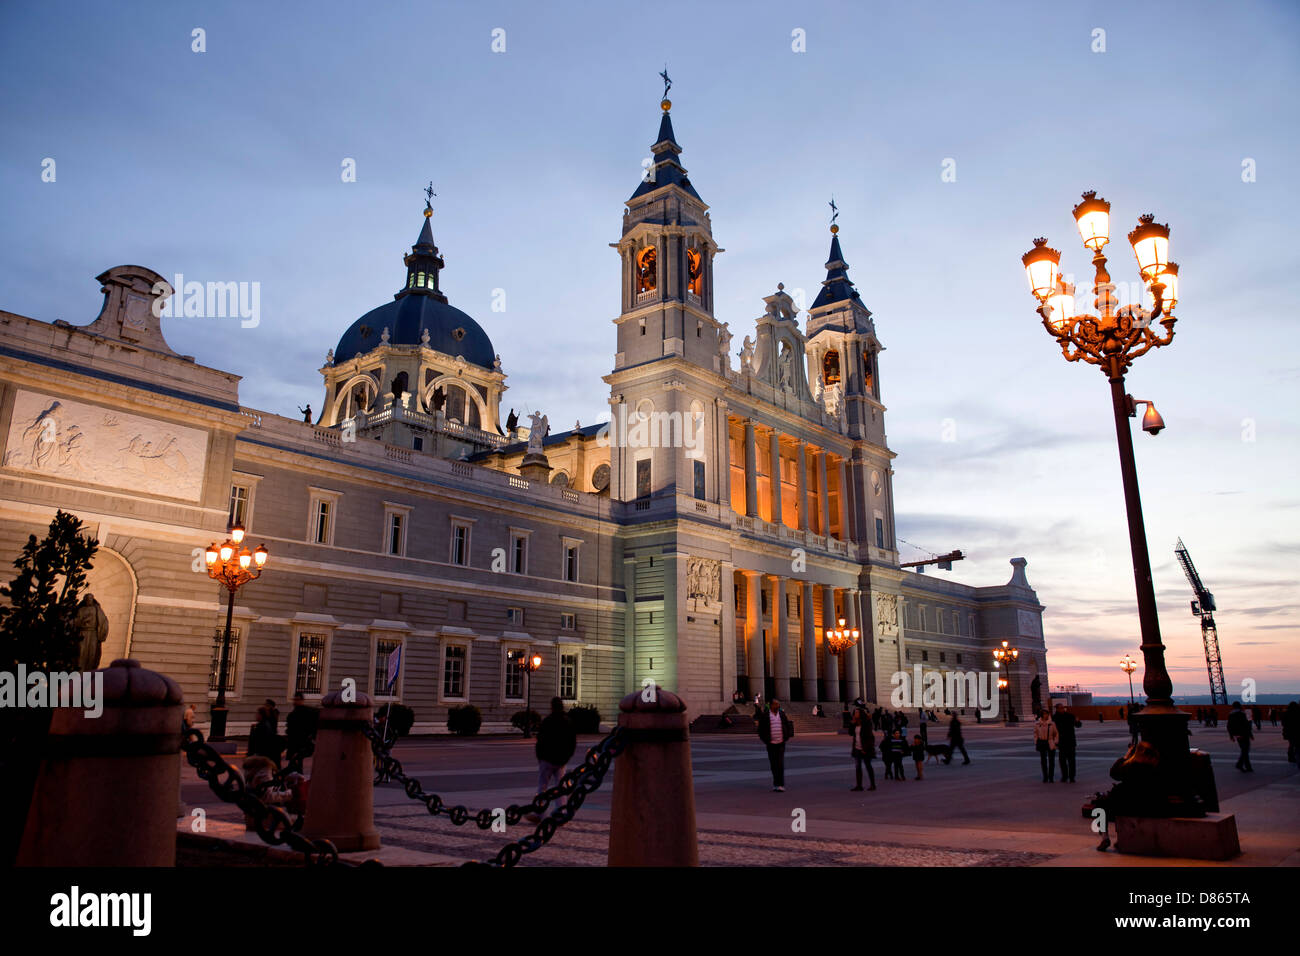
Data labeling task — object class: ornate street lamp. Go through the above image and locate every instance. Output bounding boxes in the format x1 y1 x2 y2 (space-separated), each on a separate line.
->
517 651 543 737
824 617 860 657
1120 654 1138 707
992 641 1018 721
1023 192 1208 813
204 523 268 741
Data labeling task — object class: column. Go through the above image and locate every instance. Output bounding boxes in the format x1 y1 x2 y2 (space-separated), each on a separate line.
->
623 554 638 694
836 457 850 542
768 429 783 527
743 420 759 518
821 584 840 702
796 441 809 531
771 575 790 700
720 562 736 701
801 581 818 701
743 571 763 696
817 450 831 539
715 401 730 504
845 588 862 703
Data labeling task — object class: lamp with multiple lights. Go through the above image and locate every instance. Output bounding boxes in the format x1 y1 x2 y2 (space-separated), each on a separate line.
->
516 651 544 737
1023 192 1209 815
824 618 860 657
992 640 1019 720
204 523 269 741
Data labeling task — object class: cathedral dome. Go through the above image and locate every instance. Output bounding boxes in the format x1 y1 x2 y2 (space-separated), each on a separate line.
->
334 201 496 371
334 296 495 370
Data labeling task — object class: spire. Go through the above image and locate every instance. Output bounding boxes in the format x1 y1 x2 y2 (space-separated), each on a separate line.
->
811 219 862 309
397 183 447 302
630 74 700 201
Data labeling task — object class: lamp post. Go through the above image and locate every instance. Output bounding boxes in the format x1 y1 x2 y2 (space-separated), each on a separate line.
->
204 523 268 741
993 641 1018 721
1120 654 1138 707
1023 192 1203 808
824 617 860 705
517 651 543 737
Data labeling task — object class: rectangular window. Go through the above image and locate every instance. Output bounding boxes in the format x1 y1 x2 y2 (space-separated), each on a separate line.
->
507 606 524 627
413 436 423 452
875 517 885 549
560 652 579 700
314 499 332 544
294 633 327 694
939 652 946 663
386 511 405 556
511 533 528 574
450 523 470 566
208 626 241 692
957 653 963 664
505 649 525 699
922 650 929 662
564 544 579 582
373 637 402 696
693 459 706 500
229 485 249 527
560 612 576 630
636 458 652 499
442 644 466 699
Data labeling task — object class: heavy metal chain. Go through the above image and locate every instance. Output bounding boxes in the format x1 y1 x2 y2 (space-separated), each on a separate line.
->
363 723 627 867
181 725 348 866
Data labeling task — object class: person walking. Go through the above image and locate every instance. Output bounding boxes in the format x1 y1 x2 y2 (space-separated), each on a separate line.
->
887 729 908 781
756 697 794 791
1282 701 1299 764
535 697 577 793
284 692 319 766
917 709 928 746
849 710 877 791
1052 703 1082 783
1227 701 1254 772
182 703 196 729
910 734 926 780
247 705 283 765
1034 709 1059 782
944 713 970 764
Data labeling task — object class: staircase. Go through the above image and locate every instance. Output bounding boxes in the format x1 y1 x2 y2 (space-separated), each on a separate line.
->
690 705 850 736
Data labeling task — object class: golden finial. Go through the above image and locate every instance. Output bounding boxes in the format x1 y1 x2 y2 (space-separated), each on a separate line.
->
424 181 435 218
661 98 671 112
830 224 839 234
660 68 671 112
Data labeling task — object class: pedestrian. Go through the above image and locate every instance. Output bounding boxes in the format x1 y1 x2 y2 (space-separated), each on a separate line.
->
756 697 794 791
887 729 908 780
944 713 970 764
1252 706 1263 731
880 710 893 736
975 707 983 725
849 709 877 791
535 697 577 796
917 709 929 746
1052 703 1081 783
872 707 882 731
247 705 283 765
183 703 196 729
1282 701 1299 763
264 698 280 733
285 692 319 764
1034 709 1059 782
880 727 895 780
910 734 925 780
1227 701 1254 772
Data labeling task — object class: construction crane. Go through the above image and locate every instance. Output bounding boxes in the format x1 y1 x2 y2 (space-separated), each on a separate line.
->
899 549 964 573
1174 538 1227 705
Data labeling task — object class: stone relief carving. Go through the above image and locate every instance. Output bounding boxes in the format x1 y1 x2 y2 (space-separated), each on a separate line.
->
3 390 207 501
876 592 900 636
687 556 721 603
1017 608 1043 639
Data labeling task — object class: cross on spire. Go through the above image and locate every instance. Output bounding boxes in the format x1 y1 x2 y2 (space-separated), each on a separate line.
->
660 67 671 100
424 181 436 212
829 196 839 226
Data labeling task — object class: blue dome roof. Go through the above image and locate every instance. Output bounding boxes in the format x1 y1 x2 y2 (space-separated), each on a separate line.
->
335 295 496 370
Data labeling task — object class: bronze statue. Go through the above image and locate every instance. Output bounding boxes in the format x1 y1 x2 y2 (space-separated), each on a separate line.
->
75 593 109 671
298 404 312 423
506 408 518 432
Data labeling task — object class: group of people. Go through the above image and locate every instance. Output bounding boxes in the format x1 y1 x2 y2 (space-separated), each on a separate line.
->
1033 704 1082 782
755 697 970 792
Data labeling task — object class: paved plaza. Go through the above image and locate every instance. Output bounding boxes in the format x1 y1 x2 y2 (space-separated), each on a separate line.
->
181 719 1300 867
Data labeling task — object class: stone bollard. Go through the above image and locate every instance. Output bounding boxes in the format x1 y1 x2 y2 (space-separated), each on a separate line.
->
608 688 698 866
302 688 379 851
18 659 182 866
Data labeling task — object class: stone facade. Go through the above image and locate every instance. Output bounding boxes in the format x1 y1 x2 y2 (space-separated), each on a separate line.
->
0 99 1049 733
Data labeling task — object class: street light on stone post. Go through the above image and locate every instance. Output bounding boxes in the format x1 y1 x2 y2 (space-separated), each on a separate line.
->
204 523 268 741
518 651 543 737
824 618 859 710
993 641 1018 721
1022 192 1209 813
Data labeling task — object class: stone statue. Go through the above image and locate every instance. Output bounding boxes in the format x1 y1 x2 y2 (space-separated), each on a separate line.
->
420 328 430 346
298 404 312 424
739 336 756 372
75 593 109 671
505 408 518 432
1031 675 1042 713
717 322 732 361
778 346 794 390
494 354 502 371
380 327 390 345
812 370 825 402
527 411 549 452
876 593 899 636
432 387 446 411
325 349 334 366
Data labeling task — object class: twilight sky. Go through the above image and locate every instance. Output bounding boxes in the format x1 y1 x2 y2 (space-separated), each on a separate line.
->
2 0 1297 696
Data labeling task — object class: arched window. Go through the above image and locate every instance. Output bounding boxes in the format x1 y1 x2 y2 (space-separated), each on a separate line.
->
636 246 657 293
823 349 841 386
551 472 570 488
863 352 874 393
686 247 703 296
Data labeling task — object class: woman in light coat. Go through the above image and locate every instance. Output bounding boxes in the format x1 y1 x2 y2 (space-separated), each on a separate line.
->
1034 709 1059 782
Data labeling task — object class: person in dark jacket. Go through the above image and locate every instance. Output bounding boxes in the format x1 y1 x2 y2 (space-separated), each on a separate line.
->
1227 701 1254 772
284 692 319 763
849 709 876 791
247 705 284 765
535 697 578 794
1282 701 1299 764
1052 704 1082 782
944 714 970 764
886 729 907 780
910 735 926 780
756 698 794 791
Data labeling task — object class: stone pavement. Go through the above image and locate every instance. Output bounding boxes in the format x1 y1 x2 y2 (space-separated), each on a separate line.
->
180 720 1300 866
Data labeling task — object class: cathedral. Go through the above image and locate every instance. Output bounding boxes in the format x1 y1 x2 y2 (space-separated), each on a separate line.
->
0 92 1050 732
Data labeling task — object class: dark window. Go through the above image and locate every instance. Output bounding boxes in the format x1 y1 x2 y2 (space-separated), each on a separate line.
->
564 545 579 582
373 638 402 695
693 459 706 500
413 436 423 452
636 459 651 499
875 517 885 549
295 633 327 694
922 650 929 662
443 645 466 698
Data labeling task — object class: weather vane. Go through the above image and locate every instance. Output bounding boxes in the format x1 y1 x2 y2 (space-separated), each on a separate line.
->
424 181 436 212
829 196 839 226
660 67 671 100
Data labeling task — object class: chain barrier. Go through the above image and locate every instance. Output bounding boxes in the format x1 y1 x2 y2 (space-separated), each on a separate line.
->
181 725 349 866
363 723 627 867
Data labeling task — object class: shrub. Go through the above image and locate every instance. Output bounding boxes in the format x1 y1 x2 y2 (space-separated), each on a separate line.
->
446 704 482 736
511 709 541 734
567 704 602 734
375 703 415 742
